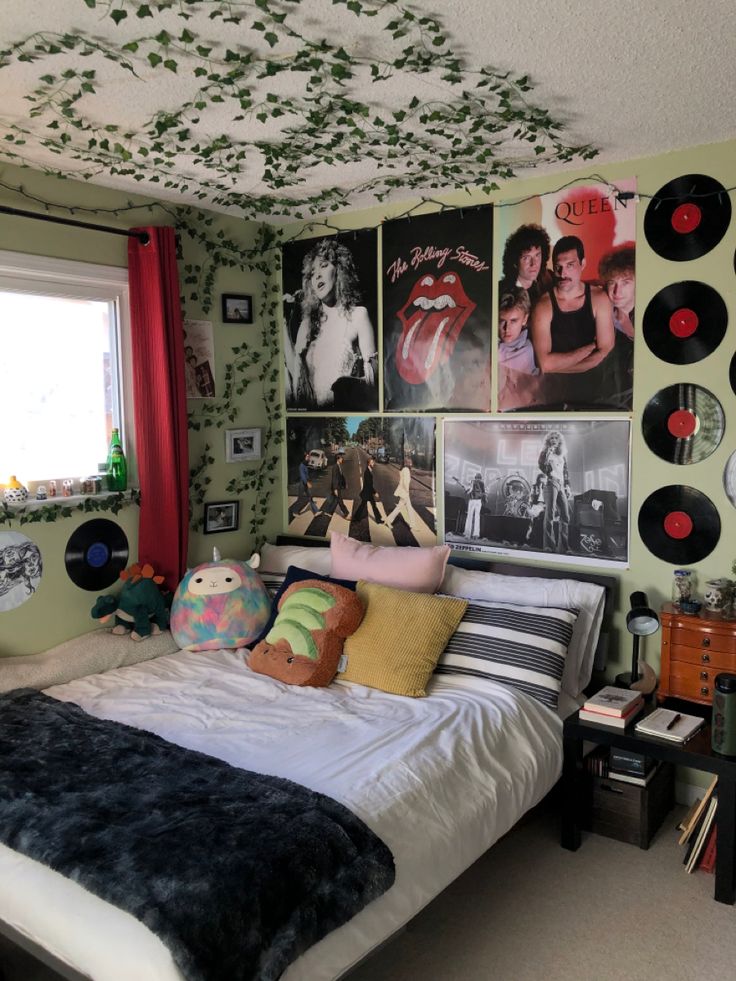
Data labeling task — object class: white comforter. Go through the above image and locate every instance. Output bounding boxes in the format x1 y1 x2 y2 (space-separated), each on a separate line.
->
0 650 564 981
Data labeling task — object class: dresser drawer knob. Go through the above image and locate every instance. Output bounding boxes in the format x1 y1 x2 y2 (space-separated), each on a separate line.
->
701 637 711 648
701 671 710 680
701 687 710 696
702 653 711 663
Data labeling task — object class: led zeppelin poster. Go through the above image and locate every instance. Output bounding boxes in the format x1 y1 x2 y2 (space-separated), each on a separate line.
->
443 417 631 568
496 180 636 413
382 206 493 412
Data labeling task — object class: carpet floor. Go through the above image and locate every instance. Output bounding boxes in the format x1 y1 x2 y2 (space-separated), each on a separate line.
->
1 802 733 981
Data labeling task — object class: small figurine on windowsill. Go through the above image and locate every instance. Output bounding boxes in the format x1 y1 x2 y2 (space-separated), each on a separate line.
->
3 476 28 504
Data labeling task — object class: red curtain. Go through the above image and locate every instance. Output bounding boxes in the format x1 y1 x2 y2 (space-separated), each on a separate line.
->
127 227 189 591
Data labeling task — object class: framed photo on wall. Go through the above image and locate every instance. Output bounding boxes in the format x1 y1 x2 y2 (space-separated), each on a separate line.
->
221 293 253 324
225 427 262 462
203 500 240 535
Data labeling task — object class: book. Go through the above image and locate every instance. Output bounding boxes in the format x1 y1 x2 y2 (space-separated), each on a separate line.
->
610 747 655 774
634 707 705 743
607 764 660 787
582 685 644 717
687 796 717 873
579 701 643 728
699 825 717 873
677 796 703 832
678 776 718 845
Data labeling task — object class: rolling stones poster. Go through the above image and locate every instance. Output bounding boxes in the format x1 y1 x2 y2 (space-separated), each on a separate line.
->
382 206 492 412
496 179 636 413
443 417 631 568
282 229 378 413
285 415 436 546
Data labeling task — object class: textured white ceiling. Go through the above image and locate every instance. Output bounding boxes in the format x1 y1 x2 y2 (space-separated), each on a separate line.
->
1 0 735 218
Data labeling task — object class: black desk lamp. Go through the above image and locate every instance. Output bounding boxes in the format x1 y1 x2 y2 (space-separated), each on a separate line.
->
616 591 659 689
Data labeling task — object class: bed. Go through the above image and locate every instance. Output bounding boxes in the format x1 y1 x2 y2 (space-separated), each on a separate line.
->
0 545 615 981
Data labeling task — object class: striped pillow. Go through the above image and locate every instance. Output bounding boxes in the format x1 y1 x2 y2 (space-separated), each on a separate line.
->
435 600 577 710
259 572 286 599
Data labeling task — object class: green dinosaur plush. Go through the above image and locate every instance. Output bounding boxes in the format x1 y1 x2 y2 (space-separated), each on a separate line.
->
91 563 170 642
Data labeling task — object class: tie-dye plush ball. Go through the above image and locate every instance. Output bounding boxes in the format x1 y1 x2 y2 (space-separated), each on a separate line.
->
170 554 271 651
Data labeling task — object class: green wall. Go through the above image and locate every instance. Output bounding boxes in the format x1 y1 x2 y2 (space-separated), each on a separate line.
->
0 164 280 656
281 137 736 685
2 136 735 684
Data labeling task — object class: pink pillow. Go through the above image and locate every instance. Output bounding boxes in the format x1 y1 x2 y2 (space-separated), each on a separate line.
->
330 532 450 593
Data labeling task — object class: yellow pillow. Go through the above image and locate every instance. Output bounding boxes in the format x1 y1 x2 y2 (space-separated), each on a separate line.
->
338 581 468 697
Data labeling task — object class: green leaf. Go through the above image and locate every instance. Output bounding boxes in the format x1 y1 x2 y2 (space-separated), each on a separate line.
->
110 9 127 25
147 52 162 67
136 4 153 17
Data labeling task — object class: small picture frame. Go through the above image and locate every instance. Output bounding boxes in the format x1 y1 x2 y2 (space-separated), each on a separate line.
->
225 427 262 463
221 293 253 324
203 500 240 535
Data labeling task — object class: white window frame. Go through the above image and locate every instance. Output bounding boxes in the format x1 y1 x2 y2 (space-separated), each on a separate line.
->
0 249 136 486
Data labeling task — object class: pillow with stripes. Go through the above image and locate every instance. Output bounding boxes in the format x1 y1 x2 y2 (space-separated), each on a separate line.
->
435 599 578 711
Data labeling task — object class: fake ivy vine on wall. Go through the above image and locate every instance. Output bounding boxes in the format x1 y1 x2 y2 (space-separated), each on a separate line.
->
0 490 140 527
0 0 598 219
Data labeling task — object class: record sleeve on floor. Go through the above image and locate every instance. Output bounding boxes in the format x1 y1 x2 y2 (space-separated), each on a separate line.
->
643 281 727 364
64 518 129 590
642 383 724 464
638 485 720 564
644 174 731 261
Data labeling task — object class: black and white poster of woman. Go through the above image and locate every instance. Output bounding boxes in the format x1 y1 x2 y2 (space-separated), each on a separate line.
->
443 417 630 568
382 206 493 412
282 229 378 412
0 531 43 612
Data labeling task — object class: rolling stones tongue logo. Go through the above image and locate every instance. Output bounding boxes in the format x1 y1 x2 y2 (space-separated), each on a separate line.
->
396 272 476 385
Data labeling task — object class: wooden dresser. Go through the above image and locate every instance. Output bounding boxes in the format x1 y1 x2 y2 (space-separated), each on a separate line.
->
658 602 736 705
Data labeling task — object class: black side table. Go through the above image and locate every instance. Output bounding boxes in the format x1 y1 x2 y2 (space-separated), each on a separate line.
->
562 703 736 904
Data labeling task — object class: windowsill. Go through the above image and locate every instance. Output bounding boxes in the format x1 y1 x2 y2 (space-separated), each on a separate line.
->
2 489 139 513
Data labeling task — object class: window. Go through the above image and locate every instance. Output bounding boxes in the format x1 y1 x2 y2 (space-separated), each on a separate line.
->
0 250 134 489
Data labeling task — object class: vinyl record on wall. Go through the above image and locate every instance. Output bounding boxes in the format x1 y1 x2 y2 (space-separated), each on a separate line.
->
638 485 720 564
644 174 731 261
642 281 727 364
642 384 724 464
64 518 129 590
723 451 736 510
730 352 736 397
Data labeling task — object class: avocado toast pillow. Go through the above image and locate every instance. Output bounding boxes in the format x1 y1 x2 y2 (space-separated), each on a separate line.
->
248 579 365 687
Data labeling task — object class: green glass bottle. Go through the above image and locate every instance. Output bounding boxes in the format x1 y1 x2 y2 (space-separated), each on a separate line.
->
106 428 127 492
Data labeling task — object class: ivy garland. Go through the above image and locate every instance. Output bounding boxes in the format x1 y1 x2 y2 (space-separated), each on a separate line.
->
0 0 598 219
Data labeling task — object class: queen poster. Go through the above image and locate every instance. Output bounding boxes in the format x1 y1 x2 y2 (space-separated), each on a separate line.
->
496 180 636 413
443 417 630 568
382 206 493 412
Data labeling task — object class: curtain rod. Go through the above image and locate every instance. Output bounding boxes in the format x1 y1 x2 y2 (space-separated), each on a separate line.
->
0 205 150 245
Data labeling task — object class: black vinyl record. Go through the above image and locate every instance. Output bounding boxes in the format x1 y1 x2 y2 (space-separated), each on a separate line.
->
64 518 129 590
643 281 727 364
642 383 724 464
644 174 731 261
730 351 736 397
638 485 720 564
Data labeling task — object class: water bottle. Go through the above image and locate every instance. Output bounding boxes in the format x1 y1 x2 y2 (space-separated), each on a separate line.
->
106 428 127 492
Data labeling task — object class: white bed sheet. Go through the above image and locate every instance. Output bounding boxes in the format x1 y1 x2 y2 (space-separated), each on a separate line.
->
0 650 563 981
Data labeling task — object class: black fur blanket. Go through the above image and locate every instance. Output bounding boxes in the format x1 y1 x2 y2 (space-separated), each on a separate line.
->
0 689 395 981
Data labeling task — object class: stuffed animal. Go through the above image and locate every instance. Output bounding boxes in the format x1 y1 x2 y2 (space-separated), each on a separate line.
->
91 563 170 641
249 579 364 687
170 548 271 651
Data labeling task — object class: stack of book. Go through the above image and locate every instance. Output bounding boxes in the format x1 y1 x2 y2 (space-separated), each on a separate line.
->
678 775 718 874
578 686 644 728
607 747 659 786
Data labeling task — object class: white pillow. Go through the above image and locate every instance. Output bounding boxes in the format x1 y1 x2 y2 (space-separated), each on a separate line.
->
0 628 179 694
259 542 332 576
440 565 605 697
